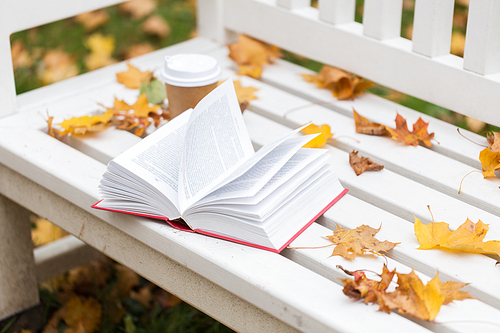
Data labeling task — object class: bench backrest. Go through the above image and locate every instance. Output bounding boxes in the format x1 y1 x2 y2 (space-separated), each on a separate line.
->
3 0 499 127
200 0 500 127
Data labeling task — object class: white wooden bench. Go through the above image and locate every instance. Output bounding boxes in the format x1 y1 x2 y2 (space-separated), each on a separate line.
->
2 0 500 332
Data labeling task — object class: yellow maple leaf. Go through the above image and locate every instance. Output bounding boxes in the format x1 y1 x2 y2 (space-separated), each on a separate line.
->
58 109 113 135
414 216 500 255
116 63 154 89
300 123 333 148
479 147 500 178
84 33 116 70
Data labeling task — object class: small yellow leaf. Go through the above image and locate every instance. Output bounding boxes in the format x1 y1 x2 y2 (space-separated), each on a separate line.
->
116 63 154 89
479 147 500 178
300 123 333 148
58 109 113 135
61 296 102 333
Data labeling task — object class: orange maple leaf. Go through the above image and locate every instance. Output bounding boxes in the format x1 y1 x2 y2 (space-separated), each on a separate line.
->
414 216 500 256
116 63 154 89
478 131 500 178
326 224 397 260
302 66 373 100
385 113 434 147
300 123 333 148
339 265 473 321
228 34 282 78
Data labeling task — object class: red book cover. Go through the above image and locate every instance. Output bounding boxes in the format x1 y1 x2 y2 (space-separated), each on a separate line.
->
92 188 348 253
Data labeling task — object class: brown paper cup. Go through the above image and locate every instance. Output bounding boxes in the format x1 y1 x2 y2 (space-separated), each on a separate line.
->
166 82 218 119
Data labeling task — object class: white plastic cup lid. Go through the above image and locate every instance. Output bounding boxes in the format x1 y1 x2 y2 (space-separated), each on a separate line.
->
159 53 221 87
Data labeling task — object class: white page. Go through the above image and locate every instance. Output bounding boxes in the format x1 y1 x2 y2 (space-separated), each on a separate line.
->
110 108 192 212
194 135 317 204
178 79 254 212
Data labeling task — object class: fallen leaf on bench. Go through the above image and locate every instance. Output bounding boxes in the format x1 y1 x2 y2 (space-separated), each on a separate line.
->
349 150 384 176
218 79 258 112
301 65 373 100
116 63 154 89
300 123 333 148
479 131 500 178
353 109 390 136
327 224 398 260
385 112 434 147
228 34 282 79
414 216 500 256
53 109 114 136
339 265 473 321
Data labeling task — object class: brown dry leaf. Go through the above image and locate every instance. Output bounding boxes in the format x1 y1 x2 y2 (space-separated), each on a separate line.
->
385 112 434 147
349 150 384 176
353 109 390 136
414 216 500 256
326 224 398 260
31 215 67 247
130 284 154 306
61 296 102 333
300 123 333 148
75 10 109 31
142 15 171 38
116 63 154 89
57 110 113 136
11 40 33 69
115 265 140 296
125 43 156 59
340 265 473 321
155 289 182 309
119 0 157 19
302 65 373 100
84 33 116 71
487 131 500 153
39 49 79 85
228 34 282 78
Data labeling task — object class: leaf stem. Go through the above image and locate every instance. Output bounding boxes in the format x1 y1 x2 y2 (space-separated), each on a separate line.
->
458 170 481 194
457 128 488 147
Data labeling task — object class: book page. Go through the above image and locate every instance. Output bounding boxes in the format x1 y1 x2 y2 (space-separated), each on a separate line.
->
178 79 254 212
111 109 192 212
195 135 316 204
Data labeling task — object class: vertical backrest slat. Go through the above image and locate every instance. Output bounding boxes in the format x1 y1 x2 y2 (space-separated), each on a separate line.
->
197 0 225 42
363 0 403 40
318 0 356 25
463 0 500 75
0 0 125 118
412 0 454 57
277 0 310 9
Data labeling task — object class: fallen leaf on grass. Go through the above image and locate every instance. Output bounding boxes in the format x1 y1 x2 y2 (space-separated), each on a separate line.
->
75 10 109 31
125 43 156 59
11 40 33 69
339 265 473 321
302 65 373 100
353 109 390 136
300 123 333 148
385 113 434 147
116 63 154 89
84 33 117 71
118 0 157 19
349 150 384 176
43 296 102 333
228 34 282 78
142 15 171 38
39 49 79 85
327 224 398 260
414 216 500 256
31 215 67 247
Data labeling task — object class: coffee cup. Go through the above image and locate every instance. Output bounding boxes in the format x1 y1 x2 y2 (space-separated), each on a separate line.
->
160 53 221 119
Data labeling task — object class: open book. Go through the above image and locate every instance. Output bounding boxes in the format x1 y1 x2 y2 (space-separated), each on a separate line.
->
93 79 347 252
